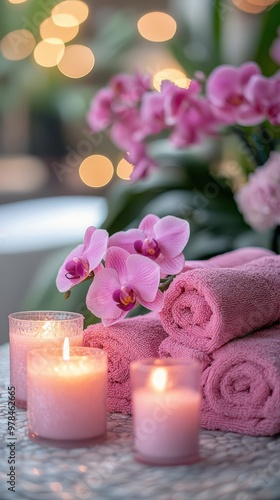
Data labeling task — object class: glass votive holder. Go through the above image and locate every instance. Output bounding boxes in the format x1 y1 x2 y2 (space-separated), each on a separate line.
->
130 358 201 466
27 347 107 448
9 311 84 409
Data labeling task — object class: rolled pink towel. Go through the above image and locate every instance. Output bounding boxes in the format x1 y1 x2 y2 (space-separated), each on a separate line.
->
160 255 280 353
201 325 280 436
83 313 167 414
159 337 211 371
182 246 274 272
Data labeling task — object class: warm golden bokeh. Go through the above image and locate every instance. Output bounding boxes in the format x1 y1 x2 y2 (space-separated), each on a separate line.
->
246 0 275 5
8 0 28 3
34 38 65 68
52 1 89 25
79 155 114 188
137 12 177 42
0 30 36 61
153 68 191 92
116 158 134 180
57 44 95 78
232 0 267 13
40 16 79 43
52 13 79 28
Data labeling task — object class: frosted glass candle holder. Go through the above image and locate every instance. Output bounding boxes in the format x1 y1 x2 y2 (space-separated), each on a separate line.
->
27 347 107 448
130 358 201 466
9 311 84 409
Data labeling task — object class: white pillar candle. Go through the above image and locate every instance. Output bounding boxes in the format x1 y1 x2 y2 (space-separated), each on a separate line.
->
9 311 84 409
27 339 107 448
131 359 201 465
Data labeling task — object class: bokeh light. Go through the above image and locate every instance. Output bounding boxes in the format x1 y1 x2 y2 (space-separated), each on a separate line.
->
34 38 65 67
52 1 89 25
52 13 79 28
137 12 177 42
8 0 28 4
40 16 79 42
246 0 275 5
79 155 114 188
153 68 191 92
116 158 134 180
231 0 267 13
0 30 36 61
57 44 95 78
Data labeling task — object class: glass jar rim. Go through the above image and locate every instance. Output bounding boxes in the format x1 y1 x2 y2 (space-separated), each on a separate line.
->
9 310 84 323
130 358 201 372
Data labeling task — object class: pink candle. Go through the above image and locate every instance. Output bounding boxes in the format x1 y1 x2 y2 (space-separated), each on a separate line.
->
131 359 201 465
27 339 107 448
9 311 84 409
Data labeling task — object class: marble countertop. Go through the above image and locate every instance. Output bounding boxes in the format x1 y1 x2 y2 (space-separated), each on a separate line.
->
0 342 280 500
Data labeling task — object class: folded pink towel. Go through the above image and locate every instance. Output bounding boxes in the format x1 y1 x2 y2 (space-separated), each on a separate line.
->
201 325 280 436
83 313 167 414
160 255 280 353
159 337 211 371
182 246 274 272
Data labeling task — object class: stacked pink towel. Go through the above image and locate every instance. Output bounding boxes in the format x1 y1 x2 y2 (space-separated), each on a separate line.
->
83 313 167 414
182 246 274 272
201 325 280 436
160 255 280 353
159 337 211 371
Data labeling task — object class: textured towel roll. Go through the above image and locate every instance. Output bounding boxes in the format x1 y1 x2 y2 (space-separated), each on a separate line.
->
160 255 280 353
83 313 167 414
182 246 274 272
159 337 211 371
201 325 280 436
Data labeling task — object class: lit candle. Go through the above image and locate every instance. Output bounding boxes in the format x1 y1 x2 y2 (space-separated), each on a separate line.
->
9 311 84 408
27 338 107 447
130 359 201 465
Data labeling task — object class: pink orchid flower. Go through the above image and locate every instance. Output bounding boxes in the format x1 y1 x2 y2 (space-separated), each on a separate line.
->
244 71 280 126
206 62 265 126
108 214 190 276
235 151 280 232
86 246 163 326
87 73 151 132
56 227 108 292
270 27 280 66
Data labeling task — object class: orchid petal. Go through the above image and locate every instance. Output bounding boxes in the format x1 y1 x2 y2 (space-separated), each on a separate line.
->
86 268 122 320
105 246 130 282
56 244 84 292
126 254 160 302
138 214 160 237
83 228 108 270
154 216 190 258
158 253 185 275
140 289 164 312
108 229 144 253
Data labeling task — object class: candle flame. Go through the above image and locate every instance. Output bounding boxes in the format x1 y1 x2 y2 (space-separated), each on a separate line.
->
150 367 168 392
63 337 70 361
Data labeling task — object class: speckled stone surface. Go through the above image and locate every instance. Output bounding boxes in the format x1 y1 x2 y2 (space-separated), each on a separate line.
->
0 342 280 500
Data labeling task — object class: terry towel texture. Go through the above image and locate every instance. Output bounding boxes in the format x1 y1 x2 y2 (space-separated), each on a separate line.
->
159 337 211 371
201 325 280 436
83 313 167 414
182 246 274 272
160 255 280 353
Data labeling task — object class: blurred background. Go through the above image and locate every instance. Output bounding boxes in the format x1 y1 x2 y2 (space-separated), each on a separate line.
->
0 0 279 343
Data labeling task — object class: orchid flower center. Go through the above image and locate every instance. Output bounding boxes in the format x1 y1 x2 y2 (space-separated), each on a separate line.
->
226 94 244 106
65 257 90 281
113 286 136 311
134 238 161 260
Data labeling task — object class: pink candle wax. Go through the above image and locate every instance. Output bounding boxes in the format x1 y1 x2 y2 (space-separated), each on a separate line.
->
131 360 201 465
9 311 84 409
27 343 107 448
